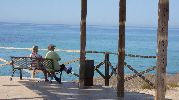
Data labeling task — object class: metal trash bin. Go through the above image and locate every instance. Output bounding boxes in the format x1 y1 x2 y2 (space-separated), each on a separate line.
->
84 60 94 86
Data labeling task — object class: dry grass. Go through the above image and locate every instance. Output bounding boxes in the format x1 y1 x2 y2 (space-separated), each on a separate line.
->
167 83 179 88
93 73 179 92
141 82 154 89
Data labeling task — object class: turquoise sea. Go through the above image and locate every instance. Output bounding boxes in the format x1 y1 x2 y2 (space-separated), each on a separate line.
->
0 22 178 81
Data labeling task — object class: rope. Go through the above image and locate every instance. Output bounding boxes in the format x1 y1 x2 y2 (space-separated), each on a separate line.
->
124 62 155 88
0 47 32 50
0 58 8 63
0 58 11 67
0 46 80 52
71 71 79 77
0 46 156 58
125 53 156 58
0 62 10 67
86 51 156 58
63 58 80 65
125 66 156 81
86 51 119 55
61 58 80 77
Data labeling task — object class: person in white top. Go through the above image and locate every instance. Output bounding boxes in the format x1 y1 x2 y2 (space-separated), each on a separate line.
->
30 45 49 82
30 45 42 58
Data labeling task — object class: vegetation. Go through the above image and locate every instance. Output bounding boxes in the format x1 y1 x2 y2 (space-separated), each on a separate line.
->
141 82 179 90
141 82 155 89
167 83 179 89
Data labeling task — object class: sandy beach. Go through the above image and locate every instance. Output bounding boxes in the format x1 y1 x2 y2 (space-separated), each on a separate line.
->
0 75 179 100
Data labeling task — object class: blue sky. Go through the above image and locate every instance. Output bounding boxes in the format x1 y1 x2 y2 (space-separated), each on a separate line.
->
0 0 178 27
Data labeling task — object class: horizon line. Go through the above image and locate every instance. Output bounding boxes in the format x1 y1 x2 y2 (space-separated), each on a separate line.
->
0 21 178 29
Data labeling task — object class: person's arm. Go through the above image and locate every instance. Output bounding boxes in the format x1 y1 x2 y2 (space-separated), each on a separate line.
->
29 54 32 57
45 53 47 58
45 51 50 59
57 54 61 61
55 52 61 61
37 54 42 58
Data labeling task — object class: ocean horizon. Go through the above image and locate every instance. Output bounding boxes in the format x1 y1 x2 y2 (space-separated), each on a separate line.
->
0 22 178 81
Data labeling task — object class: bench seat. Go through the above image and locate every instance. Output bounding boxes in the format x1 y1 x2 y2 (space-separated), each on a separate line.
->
10 56 55 81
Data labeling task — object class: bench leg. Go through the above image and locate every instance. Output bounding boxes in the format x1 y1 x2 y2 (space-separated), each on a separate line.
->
20 69 22 80
49 73 53 83
10 69 16 81
50 76 53 83
59 71 62 84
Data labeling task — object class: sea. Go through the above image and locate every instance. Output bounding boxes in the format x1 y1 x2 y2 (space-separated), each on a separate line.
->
0 22 178 81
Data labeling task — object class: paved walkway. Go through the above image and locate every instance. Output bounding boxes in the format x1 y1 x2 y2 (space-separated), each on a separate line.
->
0 76 155 100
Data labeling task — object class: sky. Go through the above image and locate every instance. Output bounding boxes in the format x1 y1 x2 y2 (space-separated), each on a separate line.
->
0 0 178 27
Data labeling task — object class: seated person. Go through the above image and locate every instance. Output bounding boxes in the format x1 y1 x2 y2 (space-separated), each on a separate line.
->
45 44 72 83
45 44 62 83
30 45 49 82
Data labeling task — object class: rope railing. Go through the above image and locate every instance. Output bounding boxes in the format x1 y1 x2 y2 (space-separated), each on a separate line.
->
62 58 80 77
124 66 156 81
0 58 11 67
63 58 80 65
0 63 10 67
125 53 156 58
0 46 156 58
0 47 157 80
0 46 80 53
124 62 155 88
0 58 9 63
87 51 156 58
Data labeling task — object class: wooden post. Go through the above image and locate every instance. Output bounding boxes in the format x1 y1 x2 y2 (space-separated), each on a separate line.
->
79 0 87 88
105 53 109 86
155 0 169 100
117 0 126 97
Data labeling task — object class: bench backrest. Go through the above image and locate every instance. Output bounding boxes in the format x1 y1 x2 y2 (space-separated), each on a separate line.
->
10 56 53 70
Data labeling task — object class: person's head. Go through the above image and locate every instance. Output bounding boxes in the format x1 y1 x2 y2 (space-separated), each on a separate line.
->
48 44 56 51
32 45 38 53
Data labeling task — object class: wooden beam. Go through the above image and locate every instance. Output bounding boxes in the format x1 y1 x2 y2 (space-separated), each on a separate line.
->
79 0 87 88
105 53 109 86
155 0 169 100
117 0 126 97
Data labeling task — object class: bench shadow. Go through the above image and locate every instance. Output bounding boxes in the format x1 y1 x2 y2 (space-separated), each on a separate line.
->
2 85 21 86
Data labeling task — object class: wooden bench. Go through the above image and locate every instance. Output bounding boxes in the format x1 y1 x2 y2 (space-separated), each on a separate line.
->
10 56 62 82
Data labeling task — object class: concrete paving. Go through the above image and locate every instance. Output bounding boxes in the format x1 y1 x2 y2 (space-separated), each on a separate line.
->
0 76 154 100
